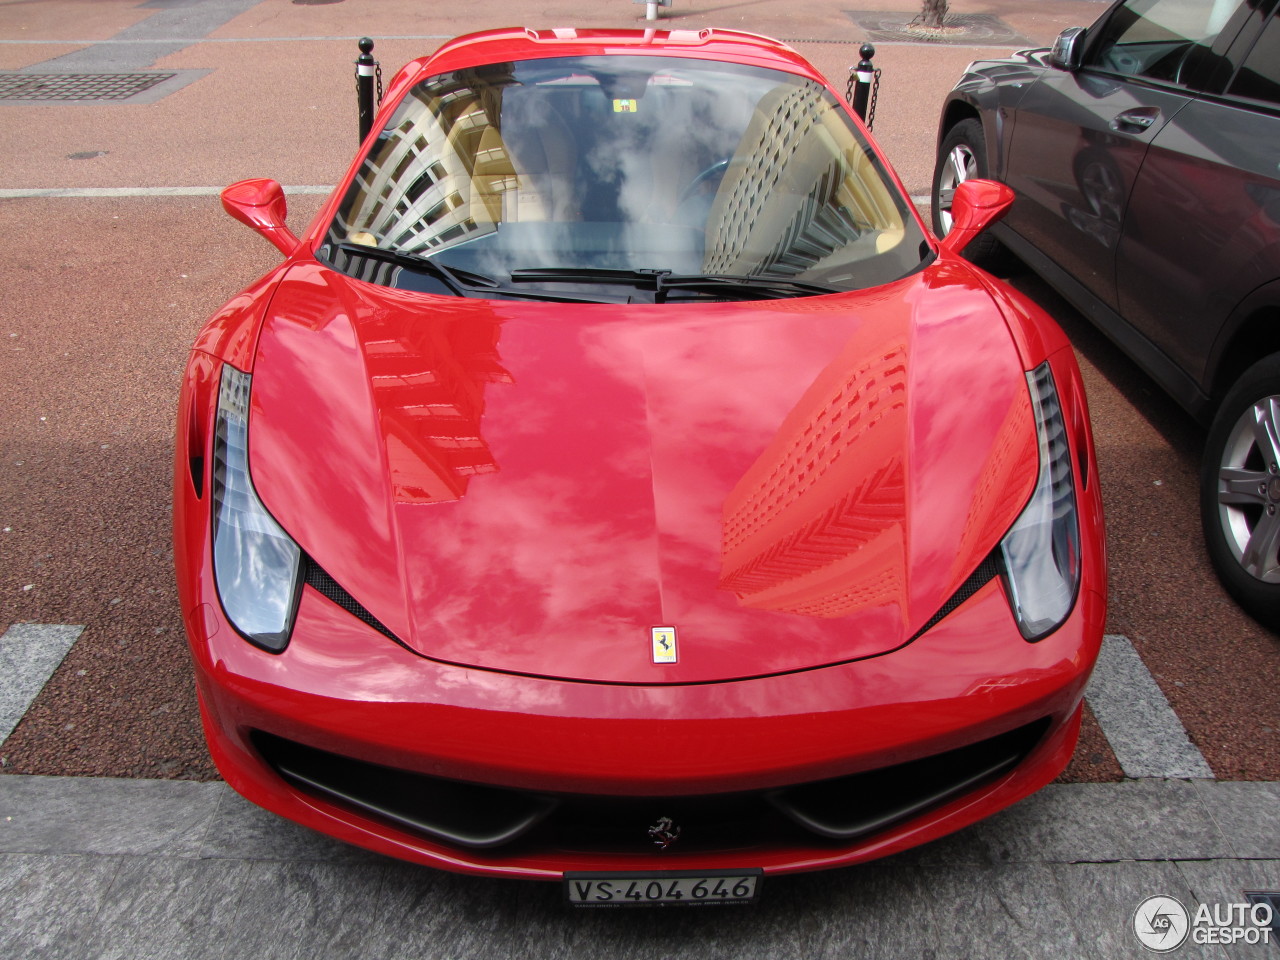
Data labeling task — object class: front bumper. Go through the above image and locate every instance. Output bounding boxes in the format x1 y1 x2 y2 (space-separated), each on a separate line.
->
180 568 1104 879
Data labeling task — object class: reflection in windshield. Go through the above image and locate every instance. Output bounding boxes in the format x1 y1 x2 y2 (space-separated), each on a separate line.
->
324 55 927 295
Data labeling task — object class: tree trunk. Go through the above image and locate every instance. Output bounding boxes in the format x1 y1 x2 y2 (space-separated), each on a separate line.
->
920 0 949 29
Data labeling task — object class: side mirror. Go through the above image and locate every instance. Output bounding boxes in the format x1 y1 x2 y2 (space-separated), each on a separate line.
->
1049 26 1087 71
939 179 1015 255
220 178 301 257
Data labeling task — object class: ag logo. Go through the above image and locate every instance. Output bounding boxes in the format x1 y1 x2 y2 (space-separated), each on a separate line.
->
1133 895 1190 952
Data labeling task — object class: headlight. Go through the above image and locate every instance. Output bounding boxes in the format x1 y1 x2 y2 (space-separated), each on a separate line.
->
211 364 303 652
1000 362 1081 640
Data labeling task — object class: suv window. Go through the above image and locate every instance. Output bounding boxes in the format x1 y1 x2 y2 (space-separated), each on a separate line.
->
1228 11 1280 105
1090 0 1245 84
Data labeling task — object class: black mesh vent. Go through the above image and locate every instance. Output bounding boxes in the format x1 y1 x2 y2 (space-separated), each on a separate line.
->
253 731 557 849
768 718 1049 841
303 558 399 641
909 549 1004 642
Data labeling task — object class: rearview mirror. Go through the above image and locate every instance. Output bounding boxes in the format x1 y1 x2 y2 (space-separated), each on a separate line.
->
1049 27 1086 71
939 179 1015 256
221 178 301 257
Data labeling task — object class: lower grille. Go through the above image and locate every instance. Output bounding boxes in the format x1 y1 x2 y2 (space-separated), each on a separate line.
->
252 718 1048 854
767 719 1048 840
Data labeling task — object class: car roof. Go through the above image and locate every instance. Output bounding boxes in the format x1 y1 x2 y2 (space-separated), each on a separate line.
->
382 27 827 102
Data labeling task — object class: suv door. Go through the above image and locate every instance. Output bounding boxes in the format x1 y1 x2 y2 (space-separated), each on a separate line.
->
1001 0 1250 312
1116 0 1280 396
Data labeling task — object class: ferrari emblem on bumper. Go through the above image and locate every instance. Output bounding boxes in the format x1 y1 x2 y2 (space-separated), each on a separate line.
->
648 817 682 849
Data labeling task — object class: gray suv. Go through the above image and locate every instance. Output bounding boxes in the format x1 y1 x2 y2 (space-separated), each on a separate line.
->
933 0 1280 630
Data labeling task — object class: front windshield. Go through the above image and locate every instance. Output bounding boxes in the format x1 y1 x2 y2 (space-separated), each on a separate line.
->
321 54 929 300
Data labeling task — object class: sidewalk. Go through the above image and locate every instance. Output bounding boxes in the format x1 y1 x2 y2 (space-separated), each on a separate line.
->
2 774 1277 959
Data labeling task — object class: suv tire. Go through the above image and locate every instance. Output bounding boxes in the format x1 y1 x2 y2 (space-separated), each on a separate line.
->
1201 354 1280 632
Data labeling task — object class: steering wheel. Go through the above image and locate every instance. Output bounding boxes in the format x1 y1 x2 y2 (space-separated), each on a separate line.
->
678 158 732 205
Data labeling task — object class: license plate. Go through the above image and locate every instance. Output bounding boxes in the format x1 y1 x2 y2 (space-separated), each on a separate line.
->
564 870 762 907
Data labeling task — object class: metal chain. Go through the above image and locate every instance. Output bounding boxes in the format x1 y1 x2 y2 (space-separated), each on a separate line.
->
866 68 881 130
844 66 882 129
353 55 383 103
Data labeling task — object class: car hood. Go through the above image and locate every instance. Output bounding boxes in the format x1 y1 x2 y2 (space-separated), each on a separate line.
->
247 260 1038 684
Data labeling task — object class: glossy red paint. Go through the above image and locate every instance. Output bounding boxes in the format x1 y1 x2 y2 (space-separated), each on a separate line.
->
242 259 1038 684
939 180 1016 257
220 179 300 258
177 526 1103 876
174 28 1107 879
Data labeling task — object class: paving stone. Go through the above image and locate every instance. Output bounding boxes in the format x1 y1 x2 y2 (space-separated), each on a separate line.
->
1086 634 1215 779
1193 781 1280 860
0 853 121 960
217 860 407 960
0 774 222 856
81 857 251 960
902 780 1233 867
1177 860 1280 958
195 787 383 864
0 624 81 743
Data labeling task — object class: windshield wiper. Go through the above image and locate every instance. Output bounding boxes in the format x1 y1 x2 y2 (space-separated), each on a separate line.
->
661 272 840 298
507 267 840 301
334 244 614 303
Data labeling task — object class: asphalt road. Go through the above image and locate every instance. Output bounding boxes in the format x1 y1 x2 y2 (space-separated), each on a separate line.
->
0 0 1276 852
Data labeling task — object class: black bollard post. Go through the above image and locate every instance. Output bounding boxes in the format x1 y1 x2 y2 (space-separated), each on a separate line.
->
850 43 877 126
356 37 377 144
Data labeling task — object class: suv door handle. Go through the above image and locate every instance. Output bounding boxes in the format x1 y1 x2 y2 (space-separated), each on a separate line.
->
1111 108 1160 134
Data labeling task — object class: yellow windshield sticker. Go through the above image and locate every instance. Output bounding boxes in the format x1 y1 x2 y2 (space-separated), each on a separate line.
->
613 98 639 113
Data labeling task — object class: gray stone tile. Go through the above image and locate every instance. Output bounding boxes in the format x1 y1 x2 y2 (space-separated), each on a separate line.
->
813 862 1091 960
1193 781 1280 860
26 0 263 72
0 853 120 960
196 787 385 864
1177 860 1280 957
0 624 82 743
216 860 400 960
81 857 251 960
366 860 1229 960
902 780 1234 866
361 861 537 960
0 773 1274 960
1086 635 1214 779
1051 860 1226 960
0 774 222 856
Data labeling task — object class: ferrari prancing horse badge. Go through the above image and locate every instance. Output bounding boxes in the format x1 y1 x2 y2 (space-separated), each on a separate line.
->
651 626 677 664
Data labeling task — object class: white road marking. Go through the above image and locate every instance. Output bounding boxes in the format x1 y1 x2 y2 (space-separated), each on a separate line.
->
0 623 82 744
0 186 332 199
1085 634 1215 780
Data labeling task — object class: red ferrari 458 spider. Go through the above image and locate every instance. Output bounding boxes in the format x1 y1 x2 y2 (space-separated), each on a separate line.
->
174 27 1105 903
